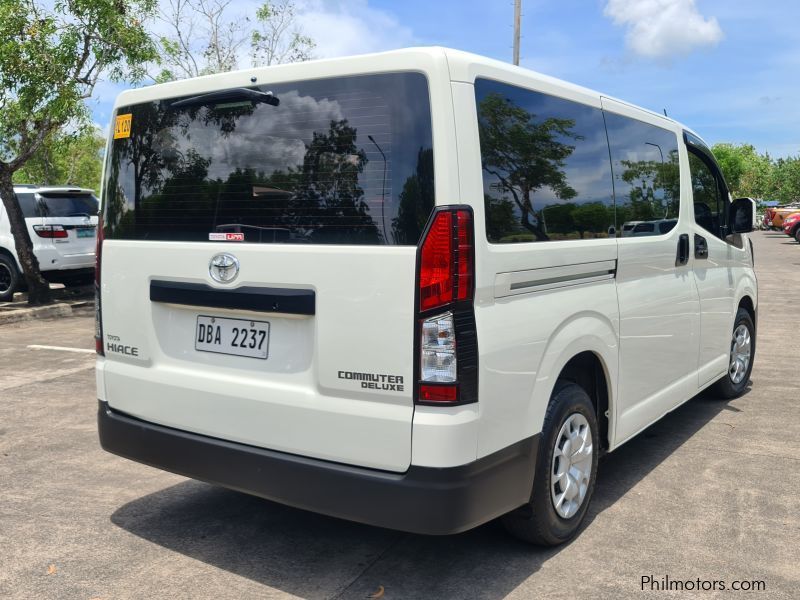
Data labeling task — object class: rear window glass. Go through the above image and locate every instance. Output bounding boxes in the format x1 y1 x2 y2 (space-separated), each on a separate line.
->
36 194 99 218
15 192 98 218
103 72 434 245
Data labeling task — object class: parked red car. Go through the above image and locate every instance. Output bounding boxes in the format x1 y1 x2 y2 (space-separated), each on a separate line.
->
783 212 800 242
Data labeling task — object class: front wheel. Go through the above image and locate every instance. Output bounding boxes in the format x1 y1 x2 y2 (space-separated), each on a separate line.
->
502 381 599 546
794 227 800 244
0 254 21 302
710 307 755 399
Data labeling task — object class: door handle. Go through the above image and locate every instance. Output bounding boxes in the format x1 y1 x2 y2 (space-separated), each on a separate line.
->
676 233 689 266
694 234 708 259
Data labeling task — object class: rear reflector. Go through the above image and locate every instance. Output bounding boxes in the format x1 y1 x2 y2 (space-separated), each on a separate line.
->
418 384 458 403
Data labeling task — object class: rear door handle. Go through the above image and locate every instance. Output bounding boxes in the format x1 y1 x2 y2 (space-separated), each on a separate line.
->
694 234 708 259
676 233 689 266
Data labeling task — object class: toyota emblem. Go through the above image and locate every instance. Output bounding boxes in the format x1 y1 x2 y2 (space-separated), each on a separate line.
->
209 253 240 284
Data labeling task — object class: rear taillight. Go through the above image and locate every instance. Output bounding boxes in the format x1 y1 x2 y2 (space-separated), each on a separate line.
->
33 224 68 238
95 215 104 355
415 207 477 405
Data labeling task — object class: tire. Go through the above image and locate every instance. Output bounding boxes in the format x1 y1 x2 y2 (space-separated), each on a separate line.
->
710 307 755 399
502 381 599 546
794 227 800 244
0 254 21 302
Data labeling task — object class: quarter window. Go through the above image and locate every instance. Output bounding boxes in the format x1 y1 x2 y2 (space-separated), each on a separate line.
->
475 79 615 243
688 152 724 237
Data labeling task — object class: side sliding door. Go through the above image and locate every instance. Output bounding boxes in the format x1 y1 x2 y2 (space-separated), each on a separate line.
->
602 98 701 445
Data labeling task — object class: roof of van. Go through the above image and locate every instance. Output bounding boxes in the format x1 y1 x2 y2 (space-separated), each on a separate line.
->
112 46 697 139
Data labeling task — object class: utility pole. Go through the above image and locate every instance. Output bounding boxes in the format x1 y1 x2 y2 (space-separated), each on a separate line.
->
513 0 521 65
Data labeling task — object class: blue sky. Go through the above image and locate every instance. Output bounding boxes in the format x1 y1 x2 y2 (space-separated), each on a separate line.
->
91 0 800 158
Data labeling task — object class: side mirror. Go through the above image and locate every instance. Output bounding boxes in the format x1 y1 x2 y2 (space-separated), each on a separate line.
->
729 197 756 233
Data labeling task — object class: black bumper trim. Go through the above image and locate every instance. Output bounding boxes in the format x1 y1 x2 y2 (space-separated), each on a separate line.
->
98 401 539 535
149 280 315 315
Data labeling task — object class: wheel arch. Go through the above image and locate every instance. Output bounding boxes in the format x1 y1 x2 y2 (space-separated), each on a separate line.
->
528 312 618 453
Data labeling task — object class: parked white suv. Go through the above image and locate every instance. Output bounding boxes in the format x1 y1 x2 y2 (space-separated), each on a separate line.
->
96 48 757 545
0 185 99 301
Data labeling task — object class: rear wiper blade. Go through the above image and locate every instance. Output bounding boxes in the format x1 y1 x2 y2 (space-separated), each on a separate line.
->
170 88 279 109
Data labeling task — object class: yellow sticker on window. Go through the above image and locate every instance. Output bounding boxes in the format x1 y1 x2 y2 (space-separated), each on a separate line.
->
114 113 132 139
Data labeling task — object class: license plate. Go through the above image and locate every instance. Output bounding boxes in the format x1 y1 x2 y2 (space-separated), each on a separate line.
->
195 315 270 359
77 228 95 238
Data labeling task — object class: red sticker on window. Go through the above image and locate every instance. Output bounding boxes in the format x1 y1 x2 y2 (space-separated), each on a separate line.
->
209 232 245 241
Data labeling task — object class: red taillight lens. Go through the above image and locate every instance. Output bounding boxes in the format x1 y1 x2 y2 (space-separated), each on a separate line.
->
419 383 458 403
95 215 104 355
418 209 473 312
33 225 68 238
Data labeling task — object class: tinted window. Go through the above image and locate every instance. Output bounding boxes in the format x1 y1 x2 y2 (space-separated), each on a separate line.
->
103 73 434 245
605 112 680 236
15 193 39 218
36 194 99 218
476 79 614 243
689 152 724 236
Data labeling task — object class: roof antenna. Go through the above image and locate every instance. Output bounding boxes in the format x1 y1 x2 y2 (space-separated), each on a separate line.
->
663 108 668 117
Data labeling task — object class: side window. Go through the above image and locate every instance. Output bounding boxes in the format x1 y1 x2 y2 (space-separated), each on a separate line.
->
688 152 724 237
16 193 40 218
604 112 680 237
475 79 615 243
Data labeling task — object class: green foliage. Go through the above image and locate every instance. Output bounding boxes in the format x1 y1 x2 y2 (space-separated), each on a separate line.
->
711 142 800 204
155 0 314 82
0 0 157 168
11 128 105 190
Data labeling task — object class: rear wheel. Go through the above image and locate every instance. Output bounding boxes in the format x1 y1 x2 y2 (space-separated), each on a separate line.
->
710 307 755 399
0 254 21 302
502 381 598 545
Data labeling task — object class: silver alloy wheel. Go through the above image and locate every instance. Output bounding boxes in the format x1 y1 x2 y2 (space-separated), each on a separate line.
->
0 262 12 294
729 323 752 384
550 412 593 519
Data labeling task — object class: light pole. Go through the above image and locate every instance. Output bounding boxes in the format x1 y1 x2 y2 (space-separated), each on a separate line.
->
368 134 388 242
513 0 521 66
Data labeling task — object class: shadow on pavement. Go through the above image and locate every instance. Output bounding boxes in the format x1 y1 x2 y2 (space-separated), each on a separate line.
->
111 386 748 599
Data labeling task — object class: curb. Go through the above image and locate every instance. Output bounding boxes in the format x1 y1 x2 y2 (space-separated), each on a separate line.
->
0 303 74 325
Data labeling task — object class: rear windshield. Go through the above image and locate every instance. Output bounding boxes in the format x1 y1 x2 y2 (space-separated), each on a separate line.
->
17 192 98 218
103 72 434 245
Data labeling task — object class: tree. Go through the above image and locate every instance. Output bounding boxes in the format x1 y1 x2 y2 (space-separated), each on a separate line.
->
154 0 249 81
251 1 315 67
478 93 579 241
12 128 105 191
155 0 314 82
0 0 157 304
712 143 771 199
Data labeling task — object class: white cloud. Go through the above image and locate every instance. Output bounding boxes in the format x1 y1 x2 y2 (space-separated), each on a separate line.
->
295 0 416 59
604 0 723 59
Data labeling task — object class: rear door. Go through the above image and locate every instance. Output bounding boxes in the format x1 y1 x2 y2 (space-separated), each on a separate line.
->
36 191 99 267
98 72 436 472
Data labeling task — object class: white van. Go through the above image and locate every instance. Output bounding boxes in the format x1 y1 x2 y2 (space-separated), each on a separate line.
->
96 48 757 545
0 185 99 301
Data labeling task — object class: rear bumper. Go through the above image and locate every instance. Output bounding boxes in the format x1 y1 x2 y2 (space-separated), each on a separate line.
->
42 267 94 283
98 400 539 535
